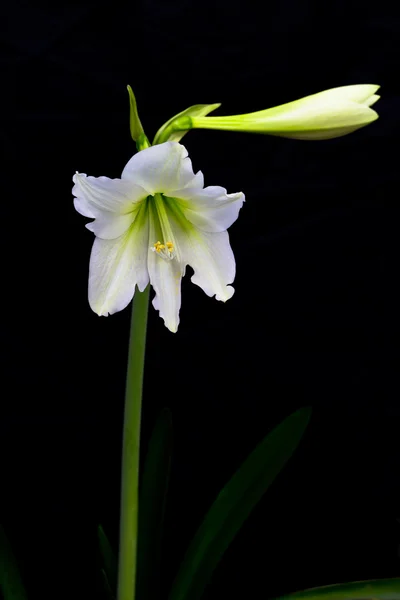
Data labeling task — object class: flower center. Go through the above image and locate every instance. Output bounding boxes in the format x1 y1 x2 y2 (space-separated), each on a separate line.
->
151 240 175 261
148 193 178 261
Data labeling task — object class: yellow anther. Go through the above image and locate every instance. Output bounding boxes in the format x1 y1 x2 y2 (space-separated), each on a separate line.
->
151 240 175 259
153 241 165 252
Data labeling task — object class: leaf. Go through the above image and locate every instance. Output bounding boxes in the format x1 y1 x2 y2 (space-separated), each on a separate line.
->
152 103 221 145
168 407 312 600
136 408 173 600
100 569 116 600
0 525 28 600
274 579 400 600
97 525 117 598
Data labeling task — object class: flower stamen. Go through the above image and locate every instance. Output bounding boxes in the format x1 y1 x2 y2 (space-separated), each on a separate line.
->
151 240 175 260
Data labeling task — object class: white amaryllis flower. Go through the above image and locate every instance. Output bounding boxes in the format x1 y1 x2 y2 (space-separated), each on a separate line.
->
73 142 244 332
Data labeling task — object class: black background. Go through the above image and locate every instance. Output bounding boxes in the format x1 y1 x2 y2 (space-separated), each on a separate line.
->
1 0 399 599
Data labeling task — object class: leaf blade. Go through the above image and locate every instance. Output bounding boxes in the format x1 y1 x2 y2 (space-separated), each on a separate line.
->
169 407 312 600
275 579 400 600
136 408 173 600
0 526 28 600
97 525 117 597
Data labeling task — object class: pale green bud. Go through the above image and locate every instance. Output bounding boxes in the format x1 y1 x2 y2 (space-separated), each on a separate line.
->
163 85 380 141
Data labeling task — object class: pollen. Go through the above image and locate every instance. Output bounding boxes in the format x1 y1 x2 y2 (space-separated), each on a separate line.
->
166 241 174 251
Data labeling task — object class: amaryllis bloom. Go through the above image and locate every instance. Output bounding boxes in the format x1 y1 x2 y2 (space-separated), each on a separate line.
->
73 142 244 332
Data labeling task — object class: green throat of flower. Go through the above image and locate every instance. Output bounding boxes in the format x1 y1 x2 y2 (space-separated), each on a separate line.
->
142 193 194 263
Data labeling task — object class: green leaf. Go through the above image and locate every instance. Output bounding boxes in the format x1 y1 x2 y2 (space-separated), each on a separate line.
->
100 569 116 600
168 407 312 600
0 526 28 600
274 579 400 600
97 525 117 598
136 408 173 600
152 103 221 145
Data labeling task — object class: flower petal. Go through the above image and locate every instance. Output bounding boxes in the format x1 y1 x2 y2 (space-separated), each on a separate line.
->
168 206 236 301
73 173 147 216
147 203 183 332
171 186 244 233
149 257 183 333
167 169 205 197
85 212 137 240
364 94 380 108
303 84 380 105
121 142 198 195
88 203 149 316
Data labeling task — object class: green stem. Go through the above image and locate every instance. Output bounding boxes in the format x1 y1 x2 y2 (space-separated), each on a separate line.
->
117 285 150 600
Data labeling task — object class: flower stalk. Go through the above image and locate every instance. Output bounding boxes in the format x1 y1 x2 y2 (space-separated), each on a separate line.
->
117 284 150 600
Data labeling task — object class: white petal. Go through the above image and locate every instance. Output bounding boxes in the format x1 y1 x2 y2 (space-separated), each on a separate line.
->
307 84 380 105
73 173 147 216
167 169 205 197
149 258 182 333
170 213 236 301
172 186 244 233
121 142 198 195
74 196 96 218
88 204 150 316
86 211 137 240
147 207 183 332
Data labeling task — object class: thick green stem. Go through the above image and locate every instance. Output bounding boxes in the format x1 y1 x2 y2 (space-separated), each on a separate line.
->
117 285 150 600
